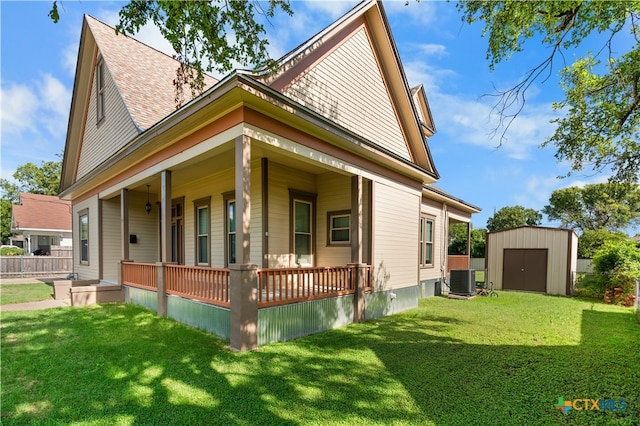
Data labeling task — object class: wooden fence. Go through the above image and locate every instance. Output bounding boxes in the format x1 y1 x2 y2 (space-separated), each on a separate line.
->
0 246 73 277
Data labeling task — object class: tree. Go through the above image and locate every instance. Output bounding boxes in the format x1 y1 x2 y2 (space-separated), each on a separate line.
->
542 183 640 232
0 158 62 243
486 205 542 232
578 228 628 259
457 1 640 183
50 0 293 101
470 228 487 258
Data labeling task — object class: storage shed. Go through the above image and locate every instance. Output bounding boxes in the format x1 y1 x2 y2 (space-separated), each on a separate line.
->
486 226 578 296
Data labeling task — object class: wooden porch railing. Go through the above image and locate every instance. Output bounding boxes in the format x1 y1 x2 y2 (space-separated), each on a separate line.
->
166 264 230 307
122 262 157 290
447 255 470 272
257 266 359 307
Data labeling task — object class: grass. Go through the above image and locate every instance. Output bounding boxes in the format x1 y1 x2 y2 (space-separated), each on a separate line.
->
1 292 638 425
0 283 53 305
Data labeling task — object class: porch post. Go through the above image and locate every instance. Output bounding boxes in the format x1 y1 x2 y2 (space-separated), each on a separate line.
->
160 171 172 263
235 134 251 264
229 264 258 350
351 175 366 322
351 175 363 264
230 134 258 350
120 188 130 261
156 262 167 316
350 263 368 323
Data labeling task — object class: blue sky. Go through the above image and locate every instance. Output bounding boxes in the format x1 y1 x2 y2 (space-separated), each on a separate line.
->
0 1 627 232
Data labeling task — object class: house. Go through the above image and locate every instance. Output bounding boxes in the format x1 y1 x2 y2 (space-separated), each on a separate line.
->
485 226 578 295
59 0 479 350
11 193 72 254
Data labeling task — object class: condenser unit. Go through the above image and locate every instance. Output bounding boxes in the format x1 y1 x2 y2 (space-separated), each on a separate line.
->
449 269 476 295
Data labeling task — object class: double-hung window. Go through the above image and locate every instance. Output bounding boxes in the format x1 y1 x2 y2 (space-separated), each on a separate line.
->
79 210 89 264
194 198 210 265
420 215 434 267
327 210 350 245
227 199 236 265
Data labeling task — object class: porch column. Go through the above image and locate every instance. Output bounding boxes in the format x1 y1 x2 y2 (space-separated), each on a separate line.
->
156 262 167 316
351 175 363 263
235 134 251 264
351 263 368 323
160 171 172 263
229 264 258 350
158 171 171 317
120 188 130 261
351 175 366 322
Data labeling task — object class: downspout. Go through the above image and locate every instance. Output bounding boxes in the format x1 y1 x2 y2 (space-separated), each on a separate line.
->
441 204 448 285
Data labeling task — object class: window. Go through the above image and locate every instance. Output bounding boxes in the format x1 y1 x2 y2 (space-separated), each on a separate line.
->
327 210 350 245
420 216 434 267
79 210 89 264
96 60 105 122
227 199 236 265
289 190 316 266
194 198 210 265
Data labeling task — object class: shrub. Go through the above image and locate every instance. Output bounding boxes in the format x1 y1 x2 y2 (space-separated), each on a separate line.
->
0 247 24 256
574 273 608 299
589 240 640 305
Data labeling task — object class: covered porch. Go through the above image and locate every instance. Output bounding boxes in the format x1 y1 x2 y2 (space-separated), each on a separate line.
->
100 127 378 349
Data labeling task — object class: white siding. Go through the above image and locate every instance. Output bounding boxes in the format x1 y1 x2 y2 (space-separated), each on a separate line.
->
372 181 420 290
283 28 410 161
77 58 139 179
73 196 100 280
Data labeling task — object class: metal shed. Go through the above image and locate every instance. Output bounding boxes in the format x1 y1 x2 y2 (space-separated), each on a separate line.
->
486 226 578 296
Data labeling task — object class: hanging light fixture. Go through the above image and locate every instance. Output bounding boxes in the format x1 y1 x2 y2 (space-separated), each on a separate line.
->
145 185 152 214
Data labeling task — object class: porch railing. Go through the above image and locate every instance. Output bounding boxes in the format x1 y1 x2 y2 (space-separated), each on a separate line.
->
257 266 359 307
166 264 230 307
122 262 157 290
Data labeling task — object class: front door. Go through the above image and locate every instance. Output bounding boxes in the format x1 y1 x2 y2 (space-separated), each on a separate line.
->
503 248 547 292
171 198 184 264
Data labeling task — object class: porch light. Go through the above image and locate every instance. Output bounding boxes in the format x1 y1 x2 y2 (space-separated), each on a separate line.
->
145 185 152 214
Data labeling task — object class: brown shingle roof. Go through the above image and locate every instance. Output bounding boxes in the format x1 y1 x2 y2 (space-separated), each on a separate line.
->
12 193 72 232
86 15 218 131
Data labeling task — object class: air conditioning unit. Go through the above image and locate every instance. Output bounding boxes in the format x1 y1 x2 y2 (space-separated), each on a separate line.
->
450 269 476 296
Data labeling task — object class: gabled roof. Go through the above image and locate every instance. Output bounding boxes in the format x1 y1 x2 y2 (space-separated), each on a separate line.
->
61 15 218 190
11 193 72 232
62 1 445 197
253 0 439 178
85 15 218 131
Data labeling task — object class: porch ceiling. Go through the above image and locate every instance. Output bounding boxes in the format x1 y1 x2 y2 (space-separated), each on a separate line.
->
128 138 336 195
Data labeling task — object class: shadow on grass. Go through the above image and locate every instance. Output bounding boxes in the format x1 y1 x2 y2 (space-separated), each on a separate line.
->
1 298 639 425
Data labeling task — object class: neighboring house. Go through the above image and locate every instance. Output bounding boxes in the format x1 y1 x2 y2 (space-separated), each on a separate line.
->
11 193 72 254
59 0 479 349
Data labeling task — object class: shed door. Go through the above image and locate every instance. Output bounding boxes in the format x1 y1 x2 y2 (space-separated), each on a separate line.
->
503 249 547 292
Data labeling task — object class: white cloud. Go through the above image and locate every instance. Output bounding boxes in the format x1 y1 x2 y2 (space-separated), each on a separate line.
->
302 1 354 20
415 43 447 57
1 83 39 135
38 74 72 136
382 0 438 26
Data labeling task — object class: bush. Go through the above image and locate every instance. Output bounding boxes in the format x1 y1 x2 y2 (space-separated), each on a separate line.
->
574 273 608 299
0 247 24 256
588 240 640 305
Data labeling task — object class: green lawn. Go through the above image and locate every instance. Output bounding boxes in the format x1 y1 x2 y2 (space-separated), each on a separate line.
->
0 283 53 305
1 292 638 425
